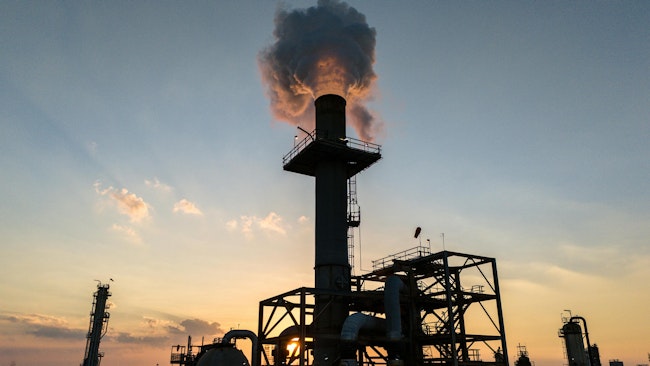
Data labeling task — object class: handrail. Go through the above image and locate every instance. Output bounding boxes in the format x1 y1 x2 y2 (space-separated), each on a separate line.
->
282 129 381 165
372 246 432 270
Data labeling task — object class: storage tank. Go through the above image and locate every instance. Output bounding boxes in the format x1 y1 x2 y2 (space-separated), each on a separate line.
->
195 344 249 366
561 321 589 366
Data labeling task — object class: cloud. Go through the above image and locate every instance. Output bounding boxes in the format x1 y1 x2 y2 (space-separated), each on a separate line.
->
111 224 142 244
95 182 150 223
173 199 203 216
145 177 173 192
0 312 228 348
113 332 169 346
111 317 224 347
298 215 310 225
225 219 238 231
179 319 223 336
86 141 98 155
229 212 289 238
1 313 85 339
258 212 286 235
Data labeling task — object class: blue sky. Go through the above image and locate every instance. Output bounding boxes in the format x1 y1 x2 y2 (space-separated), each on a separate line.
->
1 1 649 365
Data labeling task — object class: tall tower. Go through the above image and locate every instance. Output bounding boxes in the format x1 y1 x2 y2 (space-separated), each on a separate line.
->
82 282 111 366
283 94 381 365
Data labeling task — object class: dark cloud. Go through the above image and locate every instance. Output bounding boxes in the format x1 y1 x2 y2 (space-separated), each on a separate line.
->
2 313 85 340
112 317 224 347
258 0 380 141
179 318 223 337
113 332 169 346
1 312 225 350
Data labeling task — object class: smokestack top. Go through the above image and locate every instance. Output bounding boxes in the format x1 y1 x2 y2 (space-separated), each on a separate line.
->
315 94 346 112
315 94 346 140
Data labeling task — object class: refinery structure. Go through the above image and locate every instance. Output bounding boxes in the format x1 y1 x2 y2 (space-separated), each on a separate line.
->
76 95 618 366
166 94 509 366
76 3 622 365
81 281 111 366
257 94 508 366
162 95 616 366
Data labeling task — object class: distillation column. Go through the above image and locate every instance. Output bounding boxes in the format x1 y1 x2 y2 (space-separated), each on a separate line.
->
82 282 111 366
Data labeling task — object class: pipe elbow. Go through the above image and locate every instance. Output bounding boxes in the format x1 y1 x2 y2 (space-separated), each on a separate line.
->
341 313 386 342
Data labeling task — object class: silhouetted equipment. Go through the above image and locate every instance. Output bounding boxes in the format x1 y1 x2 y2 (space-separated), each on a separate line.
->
414 227 422 238
559 315 601 366
173 94 510 365
253 94 509 366
514 344 532 366
82 282 111 366
171 332 256 366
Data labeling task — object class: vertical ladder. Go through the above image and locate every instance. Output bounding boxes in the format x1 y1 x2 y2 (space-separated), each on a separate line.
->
347 176 361 271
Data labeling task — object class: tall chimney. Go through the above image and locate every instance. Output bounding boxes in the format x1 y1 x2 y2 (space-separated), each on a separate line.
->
282 94 381 365
314 94 349 290
313 95 351 365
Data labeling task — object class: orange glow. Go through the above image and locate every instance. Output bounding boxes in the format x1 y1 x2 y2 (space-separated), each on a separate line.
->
309 55 349 99
286 337 300 354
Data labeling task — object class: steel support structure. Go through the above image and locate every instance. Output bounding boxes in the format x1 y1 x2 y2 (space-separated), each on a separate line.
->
257 250 509 366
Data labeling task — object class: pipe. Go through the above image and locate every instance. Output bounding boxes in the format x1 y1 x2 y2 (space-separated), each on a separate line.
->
570 316 593 366
384 276 406 341
222 329 258 366
340 313 385 366
340 313 386 342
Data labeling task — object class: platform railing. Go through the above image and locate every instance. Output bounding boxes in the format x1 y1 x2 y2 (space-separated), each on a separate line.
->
282 129 381 165
372 245 432 270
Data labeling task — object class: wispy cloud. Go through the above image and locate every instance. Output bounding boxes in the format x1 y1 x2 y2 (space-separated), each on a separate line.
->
1 313 85 339
173 199 203 216
95 182 150 223
112 317 223 346
258 212 286 234
227 212 289 238
0 311 224 348
111 224 142 244
145 177 173 193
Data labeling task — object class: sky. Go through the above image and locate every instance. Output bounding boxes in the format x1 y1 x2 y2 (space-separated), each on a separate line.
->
1 1 649 365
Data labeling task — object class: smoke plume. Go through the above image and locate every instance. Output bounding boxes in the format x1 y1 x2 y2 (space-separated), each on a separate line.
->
258 0 380 141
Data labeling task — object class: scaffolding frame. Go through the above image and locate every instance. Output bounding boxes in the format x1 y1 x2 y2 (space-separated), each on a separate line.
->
257 250 509 366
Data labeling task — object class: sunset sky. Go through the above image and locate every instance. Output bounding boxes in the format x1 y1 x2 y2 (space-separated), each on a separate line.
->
1 1 649 366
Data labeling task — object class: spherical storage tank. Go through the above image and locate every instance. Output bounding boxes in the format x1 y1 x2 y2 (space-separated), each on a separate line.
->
195 345 250 366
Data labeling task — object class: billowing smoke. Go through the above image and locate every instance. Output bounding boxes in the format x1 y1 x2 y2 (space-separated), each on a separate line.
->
258 0 380 141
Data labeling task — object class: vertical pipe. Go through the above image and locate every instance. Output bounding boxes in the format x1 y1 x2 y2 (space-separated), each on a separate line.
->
313 94 350 366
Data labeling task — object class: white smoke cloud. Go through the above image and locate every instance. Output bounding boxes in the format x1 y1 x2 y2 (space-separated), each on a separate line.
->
258 0 381 141
173 199 203 216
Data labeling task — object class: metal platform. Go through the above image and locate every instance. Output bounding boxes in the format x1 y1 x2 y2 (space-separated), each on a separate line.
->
283 130 381 177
